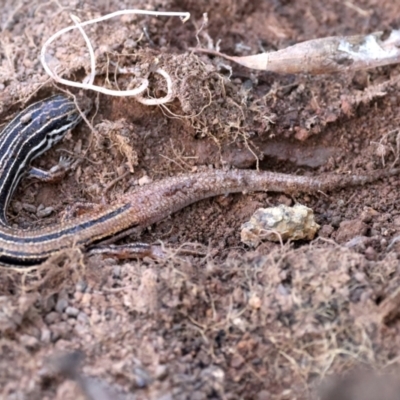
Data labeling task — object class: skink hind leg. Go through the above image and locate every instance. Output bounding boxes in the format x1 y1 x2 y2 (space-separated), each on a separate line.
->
60 202 106 222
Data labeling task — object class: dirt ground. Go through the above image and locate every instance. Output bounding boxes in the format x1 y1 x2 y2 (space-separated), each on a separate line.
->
2 0 400 399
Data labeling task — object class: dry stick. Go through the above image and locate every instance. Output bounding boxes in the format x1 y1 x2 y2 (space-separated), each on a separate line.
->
191 30 400 74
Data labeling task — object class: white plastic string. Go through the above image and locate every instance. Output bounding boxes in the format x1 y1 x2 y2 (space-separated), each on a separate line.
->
41 9 190 103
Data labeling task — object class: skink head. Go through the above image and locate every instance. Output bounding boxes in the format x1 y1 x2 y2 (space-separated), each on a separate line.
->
26 95 83 146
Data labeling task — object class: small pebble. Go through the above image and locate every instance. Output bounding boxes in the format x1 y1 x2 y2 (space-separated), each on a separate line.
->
241 204 319 246
230 354 244 368
336 219 368 243
40 328 52 343
155 365 168 380
75 280 88 292
20 334 39 349
277 194 292 207
360 207 379 223
81 293 91 306
319 224 334 238
45 312 60 325
248 295 262 309
257 390 271 400
393 216 400 227
43 295 56 313
138 175 152 186
365 246 377 261
50 322 71 341
12 201 23 213
74 323 87 335
124 38 138 50
74 292 83 302
133 365 152 388
65 306 80 318
37 206 54 218
22 203 37 213
112 266 121 278
77 312 89 324
331 216 341 228
55 298 68 313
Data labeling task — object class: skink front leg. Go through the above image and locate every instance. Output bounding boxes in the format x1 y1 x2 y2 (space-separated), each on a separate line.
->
28 156 74 183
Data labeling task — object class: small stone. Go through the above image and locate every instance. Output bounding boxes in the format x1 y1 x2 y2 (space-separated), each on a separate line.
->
257 390 271 400
20 334 39 349
43 295 56 313
360 207 379 223
232 287 245 304
90 312 101 324
22 203 37 213
124 39 138 50
12 201 23 213
248 294 261 309
112 266 121 278
77 312 89 324
230 354 244 368
74 292 83 302
232 317 248 331
331 216 341 228
37 206 54 218
81 293 91 306
133 365 152 388
319 224 334 238
55 298 68 313
155 365 168 380
40 328 51 343
74 322 88 336
50 322 71 341
65 307 79 318
277 195 292 207
26 326 40 339
87 183 100 195
365 246 377 261
138 175 152 186
393 216 400 227
44 311 60 325
336 219 368 243
241 204 320 246
75 280 87 292
294 127 310 141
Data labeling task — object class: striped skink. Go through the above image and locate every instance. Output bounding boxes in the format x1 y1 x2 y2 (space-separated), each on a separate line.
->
0 94 399 268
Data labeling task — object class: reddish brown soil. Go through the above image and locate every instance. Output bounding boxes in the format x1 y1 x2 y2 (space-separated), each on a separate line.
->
1 1 400 399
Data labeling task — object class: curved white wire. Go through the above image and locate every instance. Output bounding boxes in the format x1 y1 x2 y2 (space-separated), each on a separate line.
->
40 9 190 102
